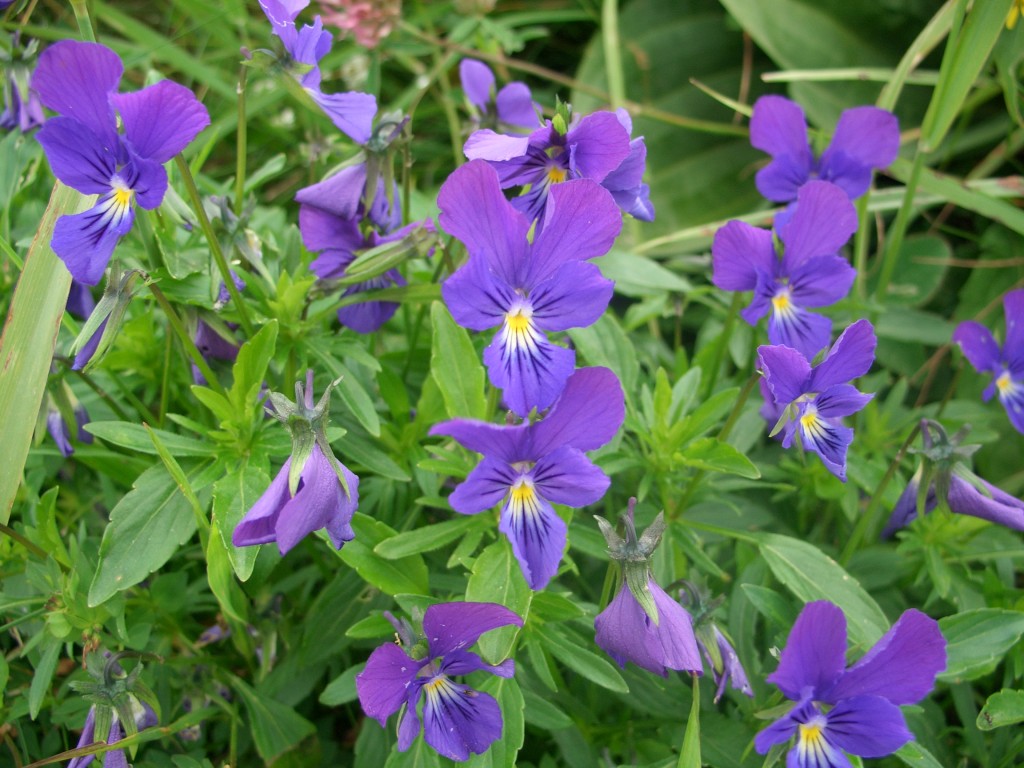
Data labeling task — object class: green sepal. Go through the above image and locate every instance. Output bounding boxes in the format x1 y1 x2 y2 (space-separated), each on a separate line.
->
695 621 722 674
287 422 316 497
93 705 113 750
624 561 659 625
69 267 145 371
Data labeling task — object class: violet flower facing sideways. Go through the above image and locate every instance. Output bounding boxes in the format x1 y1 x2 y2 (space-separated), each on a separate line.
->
233 370 359 554
750 95 899 203
952 288 1024 433
438 160 621 417
460 58 537 132
356 602 523 762
32 40 210 285
758 319 877 481
756 601 945 767
712 180 858 360
431 367 625 590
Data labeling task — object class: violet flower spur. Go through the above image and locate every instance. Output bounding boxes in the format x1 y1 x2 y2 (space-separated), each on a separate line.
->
952 288 1024 433
232 370 358 555
712 180 858 360
431 367 624 590
31 40 210 286
755 601 945 768
758 319 877 481
356 602 523 762
438 160 621 417
750 95 899 203
459 58 537 132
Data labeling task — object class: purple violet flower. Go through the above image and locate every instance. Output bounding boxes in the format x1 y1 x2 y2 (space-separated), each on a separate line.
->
755 601 945 767
233 371 359 555
758 319 877 481
356 602 523 762
258 0 376 143
464 107 632 223
712 180 858 360
68 701 158 768
431 367 624 590
459 58 537 132
32 41 210 285
698 625 752 703
952 288 1024 433
66 280 96 320
46 404 92 457
750 95 900 203
599 109 654 222
438 159 621 417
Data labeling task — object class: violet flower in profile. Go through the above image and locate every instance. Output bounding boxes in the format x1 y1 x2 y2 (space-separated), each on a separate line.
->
680 582 752 702
464 105 631 223
712 180 858 359
32 40 210 285
599 109 654 222
750 95 899 203
882 420 1024 537
1 33 45 133
356 602 523 762
233 371 358 555
594 501 702 676
756 601 945 767
952 288 1024 433
431 367 624 590
758 319 877 481
47 404 92 458
68 701 158 768
460 58 537 132
258 0 376 143
438 160 620 417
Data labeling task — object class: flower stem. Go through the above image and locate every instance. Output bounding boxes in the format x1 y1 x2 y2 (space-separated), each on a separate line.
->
602 0 626 109
173 155 255 338
852 192 871 301
701 292 742 401
148 283 226 397
234 66 248 217
69 0 96 42
874 148 924 304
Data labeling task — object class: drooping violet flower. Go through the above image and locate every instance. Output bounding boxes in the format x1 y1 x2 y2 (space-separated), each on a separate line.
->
679 582 752 702
46 404 92 457
191 320 240 385
233 371 359 554
68 701 158 768
712 180 858 360
431 367 624 590
952 288 1024 434
356 602 523 761
258 0 377 142
756 601 945 767
758 319 877 481
1 33 44 133
750 95 899 204
593 500 702 676
599 109 654 222
464 105 631 223
438 160 620 417
295 155 400 233
32 41 210 286
882 420 1024 537
459 58 537 132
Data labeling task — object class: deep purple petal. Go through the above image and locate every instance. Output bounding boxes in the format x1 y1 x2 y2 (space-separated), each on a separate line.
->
499 485 567 590
442 649 515 678
565 111 631 182
310 248 357 279
195 321 240 362
295 163 368 222
52 198 133 286
274 445 358 554
1004 289 1024 363
308 89 377 144
755 154 815 204
529 366 625 455
459 59 495 111
446 456 518 514
463 129 533 162
429 420 528 464
337 283 402 335
819 106 899 198
757 344 812 406
532 446 609 507
750 96 811 159
323 463 359 548
482 320 576 418
125 155 169 211
441 255 516 331
778 181 858 270
232 459 291 547
711 221 775 292
809 319 877 392
66 280 96 319
952 320 1001 374
529 261 614 332
356 642 420 726
300 205 364 256
814 384 874 419
881 473 937 538
753 708 799 755
495 82 538 129
72 318 108 371
423 601 524 658
111 81 210 163
767 302 833 361
796 405 854 481
767 601 847 701
397 685 423 751
826 609 945 705
36 117 114 194
601 138 655 220
527 179 622 284
787 255 856 309
438 160 531 285
32 40 121 150
948 475 1024 531
823 695 913 758
421 677 503 762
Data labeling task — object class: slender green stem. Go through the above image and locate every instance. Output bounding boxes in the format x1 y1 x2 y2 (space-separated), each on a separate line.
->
67 367 132 421
601 0 626 109
874 149 924 304
69 0 96 42
148 284 226 397
852 192 871 301
701 292 742 400
173 155 255 338
234 67 248 217
0 521 53 562
158 326 171 427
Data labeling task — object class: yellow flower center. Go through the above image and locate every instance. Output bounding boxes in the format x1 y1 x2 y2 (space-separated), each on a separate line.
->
799 722 824 745
113 187 134 207
546 166 568 184
510 480 536 506
506 309 531 333
772 290 791 313
997 371 1013 394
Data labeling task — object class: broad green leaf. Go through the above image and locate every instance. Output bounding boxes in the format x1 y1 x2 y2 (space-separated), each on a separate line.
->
521 687 573 730
430 301 486 420
338 514 430 595
465 676 524 768
374 515 484 559
756 533 888 646
939 609 1024 682
872 235 950 308
873 305 957 346
383 736 442 768
465 541 532 664
84 422 214 456
229 320 278 414
977 689 1024 731
205 520 249 624
211 465 269 581
677 438 760 479
740 584 797 629
89 464 199 607
28 636 61 720
334 367 382 437
598 249 693 297
568 313 640 396
894 741 947 768
320 663 365 707
231 676 316 763
301 569 380 665
535 624 629 694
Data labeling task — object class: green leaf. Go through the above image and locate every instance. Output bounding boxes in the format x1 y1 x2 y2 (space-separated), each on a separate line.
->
756 533 889 647
465 676 525 768
568 313 640 396
872 234 950 308
320 663 365 707
374 516 484 559
598 249 693 297
977 689 1024 731
84 421 215 456
334 367 382 437
894 740 947 768
211 465 269 581
383 736 442 768
338 514 430 595
740 584 797 630
677 438 760 479
464 541 532 664
229 320 278 415
205 522 249 625
231 676 316 763
430 301 486 420
338 432 411 482
521 687 573 731
535 624 629 693
28 637 61 720
939 609 1024 682
89 464 199 607
677 674 701 768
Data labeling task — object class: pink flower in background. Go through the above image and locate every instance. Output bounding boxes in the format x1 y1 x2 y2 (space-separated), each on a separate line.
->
318 0 401 48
